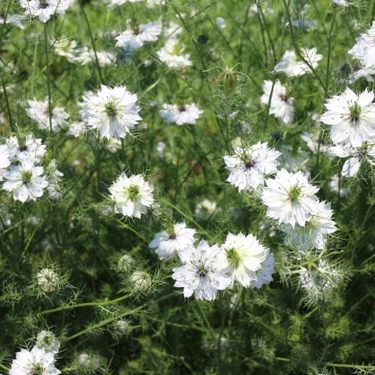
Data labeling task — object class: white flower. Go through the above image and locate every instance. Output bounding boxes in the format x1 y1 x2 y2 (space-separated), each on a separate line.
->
214 233 268 287
19 0 73 23
26 99 69 132
45 160 64 200
260 80 294 124
348 21 375 69
115 22 161 50
281 201 337 251
216 17 226 28
0 14 25 29
52 38 77 62
274 48 322 77
172 240 231 301
332 0 348 5
130 271 152 292
36 331 60 354
0 144 11 181
10 346 60 375
67 119 87 138
37 268 59 292
252 251 276 289
160 103 203 125
149 222 196 261
109 173 154 218
3 160 48 203
6 134 47 164
320 87 375 147
80 85 141 140
156 38 192 69
223 142 281 192
261 169 319 227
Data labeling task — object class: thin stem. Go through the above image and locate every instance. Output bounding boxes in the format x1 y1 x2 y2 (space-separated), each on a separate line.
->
325 11 336 96
44 22 52 132
1 72 14 130
39 293 131 315
79 0 103 84
0 0 12 48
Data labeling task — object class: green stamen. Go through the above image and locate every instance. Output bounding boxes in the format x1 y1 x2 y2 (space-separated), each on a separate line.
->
127 185 140 201
349 101 361 122
22 171 33 184
288 186 301 202
226 248 242 268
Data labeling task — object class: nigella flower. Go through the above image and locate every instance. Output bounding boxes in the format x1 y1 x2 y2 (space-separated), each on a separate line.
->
214 233 268 287
9 345 61 375
80 85 141 140
261 169 319 227
274 48 322 77
172 240 231 301
252 251 276 289
223 142 281 192
3 160 48 203
6 134 47 164
109 173 154 218
260 80 294 124
320 87 375 147
26 99 69 132
0 144 11 181
104 0 142 9
159 103 203 125
19 0 73 23
115 21 162 50
156 38 192 69
149 222 196 261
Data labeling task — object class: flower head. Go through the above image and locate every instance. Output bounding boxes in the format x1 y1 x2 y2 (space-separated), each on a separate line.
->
80 85 141 140
320 87 375 147
37 268 59 292
10 346 61 375
36 331 60 354
172 240 231 301
109 173 154 218
261 169 319 227
160 103 203 125
19 0 73 23
215 233 268 287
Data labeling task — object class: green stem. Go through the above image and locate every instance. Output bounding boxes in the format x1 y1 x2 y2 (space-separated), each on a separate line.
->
1 72 13 130
39 293 131 315
0 0 12 48
325 11 336 96
79 0 103 84
44 22 53 132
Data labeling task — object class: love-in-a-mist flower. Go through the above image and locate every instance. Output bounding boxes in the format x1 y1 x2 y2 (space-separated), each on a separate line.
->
80 85 141 140
320 87 375 147
109 173 154 218
172 240 231 301
160 103 203 125
3 160 48 203
36 331 60 354
214 233 268 287
10 345 61 375
37 268 59 292
0 144 11 181
105 0 142 9
19 0 73 23
156 38 192 69
6 134 46 164
223 142 281 192
274 48 322 77
115 21 162 50
261 80 294 124
26 99 69 132
149 222 196 261
281 201 337 251
261 169 319 227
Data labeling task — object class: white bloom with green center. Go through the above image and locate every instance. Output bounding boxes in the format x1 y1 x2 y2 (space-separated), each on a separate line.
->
19 0 73 23
3 160 48 203
149 222 196 261
320 87 375 148
9 345 61 375
172 240 231 301
109 173 154 218
160 103 203 125
224 142 281 192
156 37 192 70
37 268 59 292
215 233 268 287
261 169 319 227
80 85 141 140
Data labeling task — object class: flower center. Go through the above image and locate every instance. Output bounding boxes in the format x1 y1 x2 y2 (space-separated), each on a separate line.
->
32 363 45 375
126 184 140 201
280 93 288 102
21 171 33 184
288 185 301 202
198 265 208 278
169 233 177 240
226 248 242 268
38 2 50 9
244 159 256 170
349 101 361 123
105 102 117 117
